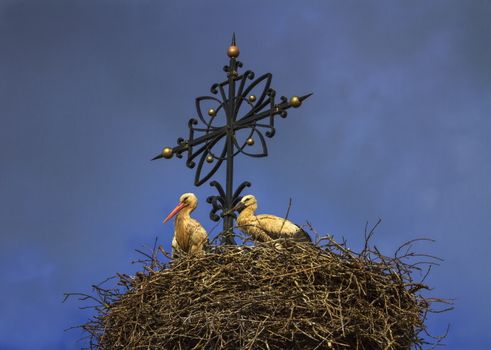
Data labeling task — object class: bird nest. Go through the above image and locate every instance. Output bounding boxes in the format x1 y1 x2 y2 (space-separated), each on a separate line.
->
67 227 450 350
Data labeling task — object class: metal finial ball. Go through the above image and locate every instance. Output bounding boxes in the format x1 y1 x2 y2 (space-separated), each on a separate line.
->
227 45 240 58
248 95 256 103
208 108 217 117
289 96 302 108
162 147 173 159
246 138 254 146
206 155 214 163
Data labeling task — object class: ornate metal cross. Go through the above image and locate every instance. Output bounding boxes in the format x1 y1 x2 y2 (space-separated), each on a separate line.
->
153 34 311 245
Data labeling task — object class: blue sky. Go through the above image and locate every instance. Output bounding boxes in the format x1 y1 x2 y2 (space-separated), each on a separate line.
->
1 1 490 349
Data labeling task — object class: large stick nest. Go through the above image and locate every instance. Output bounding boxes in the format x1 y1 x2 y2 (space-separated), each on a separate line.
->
69 227 450 350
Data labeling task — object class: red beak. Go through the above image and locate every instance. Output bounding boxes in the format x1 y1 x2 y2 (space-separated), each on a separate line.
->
163 202 186 223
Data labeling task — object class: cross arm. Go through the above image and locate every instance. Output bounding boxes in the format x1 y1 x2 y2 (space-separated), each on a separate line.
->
235 93 313 128
152 125 227 160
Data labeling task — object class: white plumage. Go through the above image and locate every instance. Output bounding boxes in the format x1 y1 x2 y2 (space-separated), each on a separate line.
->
234 195 311 243
163 193 208 256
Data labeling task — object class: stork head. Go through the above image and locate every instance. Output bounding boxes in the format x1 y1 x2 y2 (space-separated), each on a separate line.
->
233 194 257 213
163 193 198 223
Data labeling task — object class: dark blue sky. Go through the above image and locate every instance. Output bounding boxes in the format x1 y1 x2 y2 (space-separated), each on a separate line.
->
1 1 490 349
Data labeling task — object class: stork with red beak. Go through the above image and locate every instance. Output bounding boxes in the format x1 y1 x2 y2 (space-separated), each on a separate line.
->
163 193 208 256
233 195 311 243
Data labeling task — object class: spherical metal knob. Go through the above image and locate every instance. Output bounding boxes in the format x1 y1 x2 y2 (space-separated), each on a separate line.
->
289 96 302 108
246 138 254 146
227 45 240 58
206 155 214 163
162 147 173 159
208 108 217 117
248 95 256 103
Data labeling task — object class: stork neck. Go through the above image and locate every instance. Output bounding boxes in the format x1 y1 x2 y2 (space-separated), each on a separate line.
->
177 206 194 219
240 205 256 218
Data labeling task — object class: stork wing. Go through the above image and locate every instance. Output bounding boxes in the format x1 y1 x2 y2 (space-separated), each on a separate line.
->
189 218 209 245
255 214 302 237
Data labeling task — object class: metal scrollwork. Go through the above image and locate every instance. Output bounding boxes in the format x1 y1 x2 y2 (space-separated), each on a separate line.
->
153 35 311 244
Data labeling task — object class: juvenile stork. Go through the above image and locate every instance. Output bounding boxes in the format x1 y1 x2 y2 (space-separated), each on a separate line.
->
233 195 311 243
163 193 208 256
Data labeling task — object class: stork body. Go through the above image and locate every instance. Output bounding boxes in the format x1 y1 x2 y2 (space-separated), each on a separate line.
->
234 195 311 243
163 193 208 256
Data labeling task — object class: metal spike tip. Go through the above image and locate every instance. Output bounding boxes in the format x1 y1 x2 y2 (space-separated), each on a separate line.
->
231 32 236 46
300 93 314 101
152 154 163 161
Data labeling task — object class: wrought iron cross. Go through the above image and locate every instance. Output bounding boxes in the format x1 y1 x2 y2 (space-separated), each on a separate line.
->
152 34 311 245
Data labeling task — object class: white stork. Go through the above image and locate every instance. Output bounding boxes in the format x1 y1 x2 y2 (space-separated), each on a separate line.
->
233 195 311 243
163 193 208 256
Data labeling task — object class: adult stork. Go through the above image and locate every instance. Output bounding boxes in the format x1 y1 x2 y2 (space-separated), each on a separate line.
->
163 193 208 256
233 195 311 243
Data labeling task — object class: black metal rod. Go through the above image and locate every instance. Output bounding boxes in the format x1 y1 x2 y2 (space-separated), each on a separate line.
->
223 56 237 244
